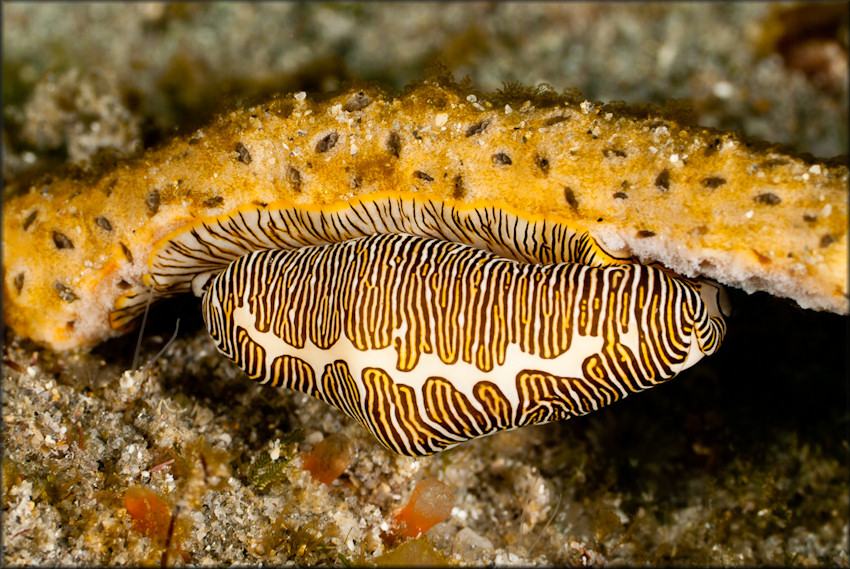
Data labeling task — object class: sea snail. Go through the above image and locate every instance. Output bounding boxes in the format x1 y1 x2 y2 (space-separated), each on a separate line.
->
3 81 761 455
144 195 729 456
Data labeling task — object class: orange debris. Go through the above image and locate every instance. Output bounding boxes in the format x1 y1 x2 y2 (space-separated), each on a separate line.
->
392 477 454 539
123 485 172 541
301 433 354 485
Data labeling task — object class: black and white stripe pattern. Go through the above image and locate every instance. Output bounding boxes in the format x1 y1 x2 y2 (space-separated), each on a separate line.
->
114 197 631 327
202 233 727 456
160 197 626 284
113 197 632 327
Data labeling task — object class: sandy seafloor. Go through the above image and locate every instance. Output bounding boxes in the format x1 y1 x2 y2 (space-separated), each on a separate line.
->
2 3 848 566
